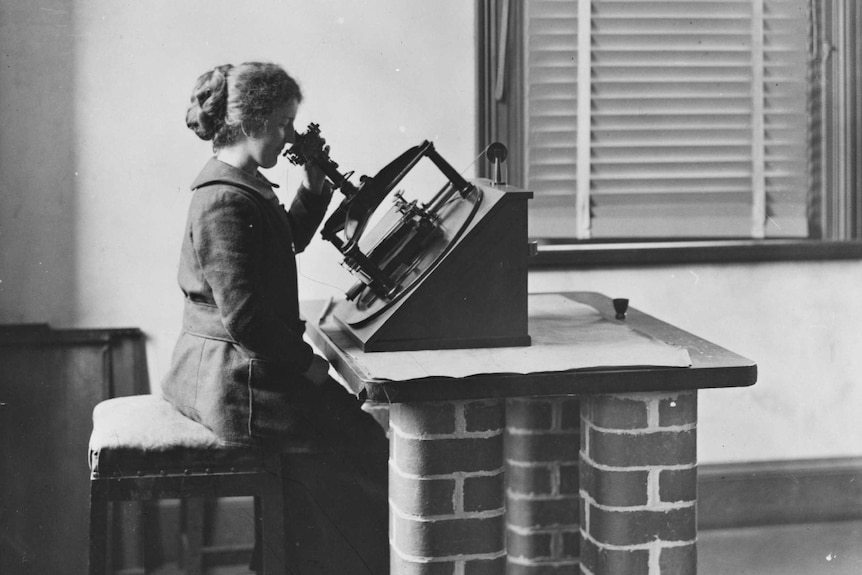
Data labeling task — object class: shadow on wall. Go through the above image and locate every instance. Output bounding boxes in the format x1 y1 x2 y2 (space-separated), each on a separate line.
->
0 2 78 326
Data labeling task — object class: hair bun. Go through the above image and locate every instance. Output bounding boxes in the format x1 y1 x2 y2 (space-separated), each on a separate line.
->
185 64 233 141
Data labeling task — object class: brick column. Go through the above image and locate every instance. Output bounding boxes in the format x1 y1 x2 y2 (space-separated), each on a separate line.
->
389 399 506 574
505 397 581 574
579 391 698 575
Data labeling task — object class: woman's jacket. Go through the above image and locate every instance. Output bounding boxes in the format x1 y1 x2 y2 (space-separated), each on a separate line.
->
161 157 332 444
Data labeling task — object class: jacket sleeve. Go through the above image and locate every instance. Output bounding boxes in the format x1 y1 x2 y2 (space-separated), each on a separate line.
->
190 188 314 373
286 180 333 253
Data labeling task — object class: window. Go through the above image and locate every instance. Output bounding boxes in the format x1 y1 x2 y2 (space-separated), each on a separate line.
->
478 0 861 265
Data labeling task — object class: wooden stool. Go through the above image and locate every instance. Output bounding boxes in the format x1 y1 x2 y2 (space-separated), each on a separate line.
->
88 394 309 575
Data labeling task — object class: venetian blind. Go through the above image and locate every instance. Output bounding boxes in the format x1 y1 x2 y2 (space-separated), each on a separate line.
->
523 0 812 240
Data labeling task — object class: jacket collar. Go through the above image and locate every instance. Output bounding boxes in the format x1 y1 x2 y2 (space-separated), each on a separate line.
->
190 157 279 201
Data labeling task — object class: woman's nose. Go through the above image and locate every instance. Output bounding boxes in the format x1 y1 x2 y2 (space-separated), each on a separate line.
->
284 127 296 145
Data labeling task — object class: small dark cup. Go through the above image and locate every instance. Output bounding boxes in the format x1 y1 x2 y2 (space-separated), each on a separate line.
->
613 298 629 320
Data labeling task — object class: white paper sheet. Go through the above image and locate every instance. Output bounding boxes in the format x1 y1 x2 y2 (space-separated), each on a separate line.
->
337 294 691 381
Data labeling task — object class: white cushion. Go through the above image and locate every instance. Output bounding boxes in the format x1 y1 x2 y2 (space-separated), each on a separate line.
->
89 395 222 454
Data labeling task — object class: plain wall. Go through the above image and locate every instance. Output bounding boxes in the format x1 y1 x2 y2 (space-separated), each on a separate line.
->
531 262 862 464
1 0 476 378
1 1 859 466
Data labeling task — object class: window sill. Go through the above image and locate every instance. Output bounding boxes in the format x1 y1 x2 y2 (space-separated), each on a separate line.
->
529 239 862 268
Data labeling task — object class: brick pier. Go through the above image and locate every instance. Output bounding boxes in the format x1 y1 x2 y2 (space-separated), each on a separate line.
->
579 391 698 575
505 397 581 573
388 391 698 575
389 399 508 574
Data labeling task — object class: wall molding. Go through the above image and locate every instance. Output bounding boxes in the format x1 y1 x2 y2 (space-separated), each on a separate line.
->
148 457 862 568
698 457 862 530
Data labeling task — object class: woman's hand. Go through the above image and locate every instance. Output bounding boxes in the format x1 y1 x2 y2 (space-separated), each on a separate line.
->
301 145 330 195
302 354 331 386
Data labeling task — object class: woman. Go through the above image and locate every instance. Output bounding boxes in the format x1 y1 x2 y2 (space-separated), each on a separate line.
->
162 62 388 574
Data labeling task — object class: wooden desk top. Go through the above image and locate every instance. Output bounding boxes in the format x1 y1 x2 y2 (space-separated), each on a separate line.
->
301 292 757 403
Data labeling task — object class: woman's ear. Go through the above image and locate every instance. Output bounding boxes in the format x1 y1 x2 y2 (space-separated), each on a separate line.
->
240 118 265 139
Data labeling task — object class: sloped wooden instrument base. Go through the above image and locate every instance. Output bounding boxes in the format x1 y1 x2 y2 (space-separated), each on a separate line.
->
329 180 532 352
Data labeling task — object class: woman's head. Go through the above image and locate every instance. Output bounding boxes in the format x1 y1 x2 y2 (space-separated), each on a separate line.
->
186 62 303 151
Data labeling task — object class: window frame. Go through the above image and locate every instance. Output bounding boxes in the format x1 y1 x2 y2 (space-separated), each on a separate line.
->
476 0 862 268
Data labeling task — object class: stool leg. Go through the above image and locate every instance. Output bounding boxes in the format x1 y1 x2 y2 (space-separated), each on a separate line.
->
249 497 263 573
260 459 288 575
182 498 205 575
89 480 109 575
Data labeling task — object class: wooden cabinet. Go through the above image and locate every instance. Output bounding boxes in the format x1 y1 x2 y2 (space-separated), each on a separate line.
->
0 325 147 575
